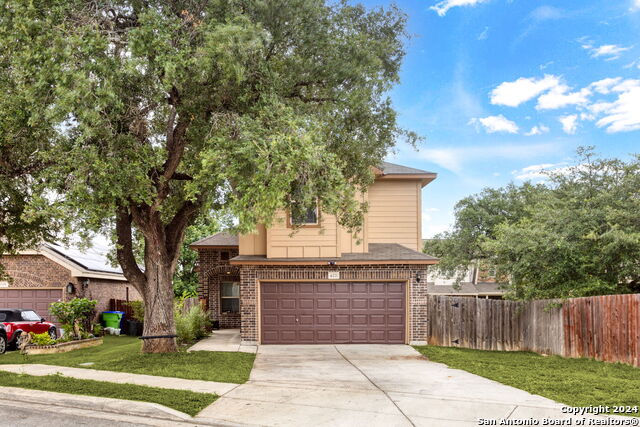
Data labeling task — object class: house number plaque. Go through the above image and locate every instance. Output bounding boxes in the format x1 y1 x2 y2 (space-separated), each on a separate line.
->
328 271 340 280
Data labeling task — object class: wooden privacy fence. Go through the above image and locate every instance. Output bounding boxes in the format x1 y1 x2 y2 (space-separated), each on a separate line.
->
426 293 640 367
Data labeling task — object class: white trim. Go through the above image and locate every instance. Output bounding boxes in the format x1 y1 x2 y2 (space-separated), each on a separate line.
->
17 246 127 282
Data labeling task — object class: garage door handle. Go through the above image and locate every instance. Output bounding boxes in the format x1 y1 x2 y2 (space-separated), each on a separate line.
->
295 318 299 323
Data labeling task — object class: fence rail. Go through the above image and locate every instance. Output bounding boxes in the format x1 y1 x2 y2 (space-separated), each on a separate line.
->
426 293 640 367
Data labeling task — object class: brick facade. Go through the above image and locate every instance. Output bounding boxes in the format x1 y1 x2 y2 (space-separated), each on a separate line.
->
195 248 240 328
0 254 140 320
1 255 73 289
238 264 430 345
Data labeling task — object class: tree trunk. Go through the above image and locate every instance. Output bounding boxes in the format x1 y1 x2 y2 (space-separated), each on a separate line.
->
140 255 178 353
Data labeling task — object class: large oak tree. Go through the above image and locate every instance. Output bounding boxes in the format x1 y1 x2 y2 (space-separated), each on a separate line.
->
1 0 414 352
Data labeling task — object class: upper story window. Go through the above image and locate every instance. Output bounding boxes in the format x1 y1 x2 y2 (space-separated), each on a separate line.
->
289 202 319 227
220 251 230 261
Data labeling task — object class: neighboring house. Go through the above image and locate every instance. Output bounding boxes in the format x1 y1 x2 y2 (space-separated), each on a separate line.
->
0 242 141 322
426 267 505 299
422 239 506 299
191 162 439 345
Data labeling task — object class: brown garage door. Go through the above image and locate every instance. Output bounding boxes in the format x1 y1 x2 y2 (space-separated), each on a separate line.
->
0 289 63 324
261 281 405 344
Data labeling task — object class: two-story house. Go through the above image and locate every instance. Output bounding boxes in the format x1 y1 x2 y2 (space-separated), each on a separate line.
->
191 162 438 345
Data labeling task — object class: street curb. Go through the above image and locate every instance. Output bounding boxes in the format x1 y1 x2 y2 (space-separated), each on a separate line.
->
0 386 194 422
0 386 257 426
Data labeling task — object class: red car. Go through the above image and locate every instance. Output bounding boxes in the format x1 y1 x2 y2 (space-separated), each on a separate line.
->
0 309 57 349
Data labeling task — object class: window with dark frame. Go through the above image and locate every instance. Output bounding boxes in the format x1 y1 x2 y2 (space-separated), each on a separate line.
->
290 202 319 226
221 282 239 313
220 251 230 261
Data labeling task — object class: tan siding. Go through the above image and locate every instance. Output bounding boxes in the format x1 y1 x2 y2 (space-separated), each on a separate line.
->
367 180 420 251
239 179 424 258
266 211 339 258
239 224 267 255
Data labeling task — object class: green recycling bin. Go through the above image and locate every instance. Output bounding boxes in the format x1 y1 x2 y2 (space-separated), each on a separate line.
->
102 311 124 329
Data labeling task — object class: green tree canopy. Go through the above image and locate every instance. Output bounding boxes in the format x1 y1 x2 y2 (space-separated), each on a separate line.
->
1 0 414 352
427 148 640 300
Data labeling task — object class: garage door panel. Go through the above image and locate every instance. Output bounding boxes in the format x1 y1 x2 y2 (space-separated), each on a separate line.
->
334 298 349 309
299 299 314 309
0 288 64 326
351 283 368 293
299 315 314 325
261 281 405 344
352 299 368 309
388 298 404 309
370 298 385 309
316 283 332 293
388 330 404 342
279 299 296 309
388 314 404 325
334 283 350 293
370 314 385 325
316 299 331 309
387 283 404 294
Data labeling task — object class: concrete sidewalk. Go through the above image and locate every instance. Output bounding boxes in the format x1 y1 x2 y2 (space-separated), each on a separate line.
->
0 364 238 395
188 329 258 353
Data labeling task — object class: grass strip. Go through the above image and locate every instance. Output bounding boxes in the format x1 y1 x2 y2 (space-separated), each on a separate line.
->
414 345 640 417
0 335 254 384
0 371 217 416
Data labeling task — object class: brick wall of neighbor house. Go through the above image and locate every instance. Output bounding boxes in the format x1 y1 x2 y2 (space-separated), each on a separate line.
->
196 248 240 328
84 279 141 316
1 255 73 290
238 264 430 345
0 254 137 319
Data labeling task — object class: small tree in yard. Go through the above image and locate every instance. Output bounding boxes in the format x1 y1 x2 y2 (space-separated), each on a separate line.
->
1 0 414 352
49 298 98 339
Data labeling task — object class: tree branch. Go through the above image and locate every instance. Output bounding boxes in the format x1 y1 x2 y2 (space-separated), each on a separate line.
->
115 206 146 292
164 196 204 264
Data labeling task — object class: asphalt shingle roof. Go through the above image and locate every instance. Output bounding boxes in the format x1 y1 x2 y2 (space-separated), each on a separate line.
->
380 161 435 175
190 232 239 247
231 243 438 264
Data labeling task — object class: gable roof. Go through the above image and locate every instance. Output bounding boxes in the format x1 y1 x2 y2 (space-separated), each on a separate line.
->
377 161 437 187
381 161 434 175
18 242 127 281
190 232 239 248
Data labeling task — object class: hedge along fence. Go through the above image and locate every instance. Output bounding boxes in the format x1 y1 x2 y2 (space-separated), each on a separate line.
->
426 293 640 367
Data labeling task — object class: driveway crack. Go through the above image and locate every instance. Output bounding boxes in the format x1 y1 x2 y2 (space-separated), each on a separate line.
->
333 346 416 427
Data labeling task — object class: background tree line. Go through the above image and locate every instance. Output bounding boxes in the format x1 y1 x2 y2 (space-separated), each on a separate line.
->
427 148 640 300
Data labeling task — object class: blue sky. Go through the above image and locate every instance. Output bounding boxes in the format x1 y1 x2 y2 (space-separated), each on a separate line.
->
362 0 640 237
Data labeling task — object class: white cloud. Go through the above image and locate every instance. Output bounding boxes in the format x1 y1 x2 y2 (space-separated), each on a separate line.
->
490 75 560 107
469 115 519 134
529 6 564 21
631 0 640 11
582 42 631 60
524 124 550 136
536 85 591 110
513 163 564 180
590 77 623 94
512 162 578 181
417 143 557 174
477 26 489 40
559 114 578 134
592 80 640 133
430 0 488 17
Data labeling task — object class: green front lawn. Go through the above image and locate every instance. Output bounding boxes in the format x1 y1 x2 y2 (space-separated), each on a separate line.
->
1 335 254 384
0 371 216 416
415 345 640 416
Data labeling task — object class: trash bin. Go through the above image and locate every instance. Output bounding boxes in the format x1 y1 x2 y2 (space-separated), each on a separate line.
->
102 311 125 329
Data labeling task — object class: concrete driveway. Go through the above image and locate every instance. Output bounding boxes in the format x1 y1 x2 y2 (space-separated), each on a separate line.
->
196 344 580 426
